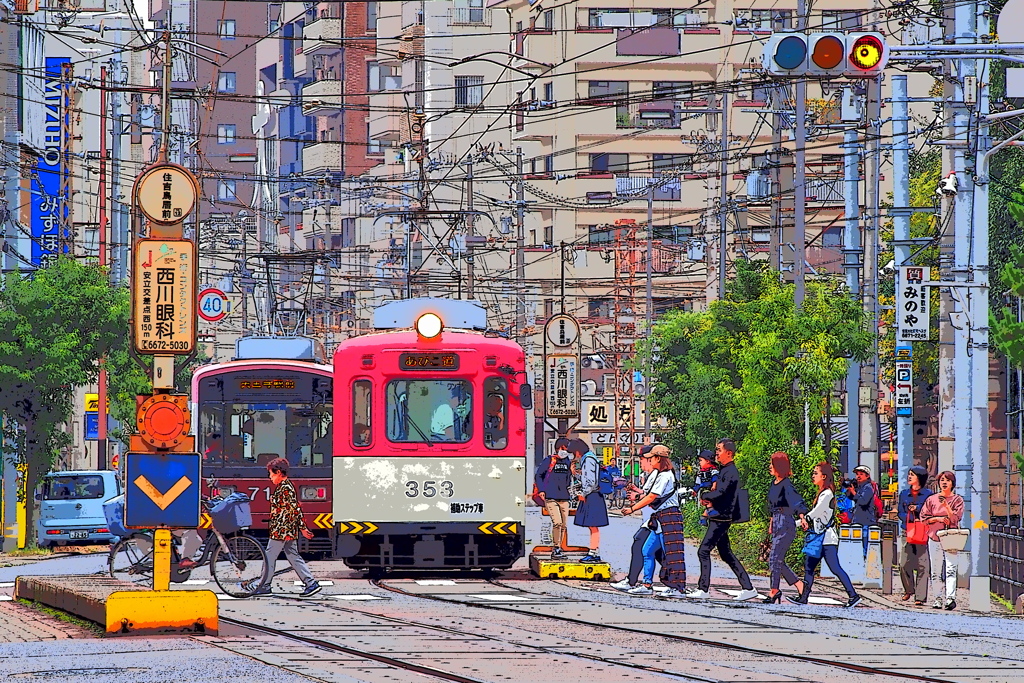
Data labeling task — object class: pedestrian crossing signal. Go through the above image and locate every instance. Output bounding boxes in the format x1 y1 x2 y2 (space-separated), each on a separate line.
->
762 32 888 78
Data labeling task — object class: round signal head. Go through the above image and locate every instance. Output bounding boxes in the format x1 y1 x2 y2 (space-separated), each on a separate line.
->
774 35 807 70
850 35 884 70
137 394 190 449
415 312 443 339
811 35 845 70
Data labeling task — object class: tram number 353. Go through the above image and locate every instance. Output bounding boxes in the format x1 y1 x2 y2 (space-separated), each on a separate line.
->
405 480 455 498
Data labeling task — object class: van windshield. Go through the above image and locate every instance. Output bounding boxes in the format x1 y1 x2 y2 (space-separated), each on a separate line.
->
42 476 105 500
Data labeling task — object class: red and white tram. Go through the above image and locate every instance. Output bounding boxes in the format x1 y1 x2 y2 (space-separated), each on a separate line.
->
192 337 335 554
332 299 529 570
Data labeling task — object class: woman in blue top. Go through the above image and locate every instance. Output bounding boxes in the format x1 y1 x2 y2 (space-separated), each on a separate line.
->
571 438 609 563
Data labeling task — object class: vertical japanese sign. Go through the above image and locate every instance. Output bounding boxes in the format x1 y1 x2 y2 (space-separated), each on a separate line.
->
894 345 913 417
132 239 196 354
31 57 71 267
897 266 930 341
545 355 580 418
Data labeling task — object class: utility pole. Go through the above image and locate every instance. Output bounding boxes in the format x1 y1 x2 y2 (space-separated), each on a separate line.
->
718 90 729 300
515 147 526 340
646 182 654 444
160 32 171 162
891 74 912 496
466 157 474 300
793 0 808 308
769 85 783 272
857 76 881 477
97 65 109 471
843 126 862 476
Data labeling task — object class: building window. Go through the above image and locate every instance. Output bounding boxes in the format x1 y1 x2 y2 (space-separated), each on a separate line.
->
218 71 237 93
217 124 236 144
544 154 554 174
653 154 693 174
653 81 696 101
541 8 554 30
367 123 383 155
590 153 628 175
218 19 236 39
454 0 485 24
543 82 554 102
742 10 792 31
217 179 236 200
588 225 614 244
366 1 378 31
588 298 613 318
455 75 484 107
543 225 553 245
821 10 862 30
367 61 380 91
822 226 843 248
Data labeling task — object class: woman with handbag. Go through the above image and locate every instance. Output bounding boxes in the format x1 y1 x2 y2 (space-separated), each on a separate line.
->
920 470 965 610
763 451 807 603
898 465 934 605
790 462 861 608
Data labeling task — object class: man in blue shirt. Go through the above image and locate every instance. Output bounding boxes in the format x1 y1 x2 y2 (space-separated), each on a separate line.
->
844 465 878 555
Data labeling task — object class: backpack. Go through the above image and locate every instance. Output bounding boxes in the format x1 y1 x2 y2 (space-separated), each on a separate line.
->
836 494 855 524
872 482 884 519
598 465 615 496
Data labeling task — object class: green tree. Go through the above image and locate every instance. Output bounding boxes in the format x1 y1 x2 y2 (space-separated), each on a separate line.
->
638 260 872 565
0 258 129 536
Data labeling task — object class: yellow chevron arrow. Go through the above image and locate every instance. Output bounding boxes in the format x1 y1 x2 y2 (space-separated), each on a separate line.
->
337 521 350 534
199 513 212 529
134 475 191 511
363 522 378 534
478 522 493 535
506 522 517 534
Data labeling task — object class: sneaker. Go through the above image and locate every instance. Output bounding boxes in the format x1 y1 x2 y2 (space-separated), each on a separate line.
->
241 581 271 596
580 554 603 564
660 588 685 599
944 599 956 611
627 584 654 596
609 579 633 591
299 582 322 598
550 548 566 561
845 594 863 609
685 589 711 599
733 589 759 601
932 598 944 609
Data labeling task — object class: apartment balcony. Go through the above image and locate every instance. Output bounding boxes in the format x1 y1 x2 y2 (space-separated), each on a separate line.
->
303 17 341 57
369 91 403 143
448 7 491 26
301 79 343 115
302 141 343 175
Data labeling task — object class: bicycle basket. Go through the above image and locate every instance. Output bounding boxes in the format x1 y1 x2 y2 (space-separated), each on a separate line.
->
210 493 253 533
102 494 130 538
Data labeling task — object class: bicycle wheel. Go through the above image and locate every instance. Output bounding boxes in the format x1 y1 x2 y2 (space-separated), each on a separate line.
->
109 533 155 586
211 534 268 598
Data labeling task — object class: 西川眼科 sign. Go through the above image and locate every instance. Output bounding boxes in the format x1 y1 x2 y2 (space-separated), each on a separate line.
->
545 354 580 419
133 239 196 354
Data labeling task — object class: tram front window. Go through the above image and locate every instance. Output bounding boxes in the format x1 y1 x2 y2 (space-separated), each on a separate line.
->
386 380 472 443
199 403 332 467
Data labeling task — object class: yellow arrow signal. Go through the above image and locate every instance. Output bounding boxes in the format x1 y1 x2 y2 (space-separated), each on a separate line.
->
363 522 378 534
134 475 191 511
199 513 212 529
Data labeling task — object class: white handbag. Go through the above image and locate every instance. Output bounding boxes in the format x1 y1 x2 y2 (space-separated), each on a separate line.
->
937 528 969 553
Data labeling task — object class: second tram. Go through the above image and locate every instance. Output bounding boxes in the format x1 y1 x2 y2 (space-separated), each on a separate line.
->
192 338 335 554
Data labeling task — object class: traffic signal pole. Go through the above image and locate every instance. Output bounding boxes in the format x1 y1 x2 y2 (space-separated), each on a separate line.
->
843 126 861 475
891 74 913 496
793 0 807 308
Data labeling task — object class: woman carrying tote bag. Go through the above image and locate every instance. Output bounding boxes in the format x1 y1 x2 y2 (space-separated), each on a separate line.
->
898 466 933 605
790 462 861 608
920 470 965 610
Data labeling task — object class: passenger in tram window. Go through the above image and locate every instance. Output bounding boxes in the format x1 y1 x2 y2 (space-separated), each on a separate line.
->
571 439 609 564
353 422 371 447
203 433 223 462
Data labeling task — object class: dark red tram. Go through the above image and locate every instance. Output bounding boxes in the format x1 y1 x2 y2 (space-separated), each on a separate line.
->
332 299 529 570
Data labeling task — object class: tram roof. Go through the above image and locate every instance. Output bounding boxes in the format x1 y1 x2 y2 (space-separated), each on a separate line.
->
373 298 487 331
334 329 522 354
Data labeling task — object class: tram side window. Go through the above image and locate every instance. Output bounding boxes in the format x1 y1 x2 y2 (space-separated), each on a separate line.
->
352 380 372 447
386 380 472 443
484 378 508 450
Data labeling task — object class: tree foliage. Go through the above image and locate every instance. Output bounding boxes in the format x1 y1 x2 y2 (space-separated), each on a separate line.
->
0 258 130 535
637 260 872 566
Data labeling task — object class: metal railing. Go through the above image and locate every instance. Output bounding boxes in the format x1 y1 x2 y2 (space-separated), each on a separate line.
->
991 524 1024 604
448 7 490 25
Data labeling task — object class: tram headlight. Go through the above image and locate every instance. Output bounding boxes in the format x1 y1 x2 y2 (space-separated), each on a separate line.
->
300 486 327 501
415 312 443 339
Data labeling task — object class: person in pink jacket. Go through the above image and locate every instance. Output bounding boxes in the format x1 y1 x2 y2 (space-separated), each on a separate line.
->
920 470 965 610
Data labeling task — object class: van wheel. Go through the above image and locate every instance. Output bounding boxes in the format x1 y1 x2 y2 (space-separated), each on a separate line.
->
57 541 67 547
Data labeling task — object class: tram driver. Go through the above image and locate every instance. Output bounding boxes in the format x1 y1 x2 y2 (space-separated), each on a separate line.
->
430 385 471 441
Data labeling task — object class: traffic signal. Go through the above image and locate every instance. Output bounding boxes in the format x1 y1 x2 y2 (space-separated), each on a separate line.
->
762 32 888 78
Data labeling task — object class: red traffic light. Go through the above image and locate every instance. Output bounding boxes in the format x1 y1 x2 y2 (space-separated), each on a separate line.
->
850 34 885 71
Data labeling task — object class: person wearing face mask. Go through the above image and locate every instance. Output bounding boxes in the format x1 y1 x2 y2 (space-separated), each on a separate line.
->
920 470 965 610
535 437 573 559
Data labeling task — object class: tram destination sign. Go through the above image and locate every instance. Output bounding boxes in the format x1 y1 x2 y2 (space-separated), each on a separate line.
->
399 352 460 370
132 238 196 354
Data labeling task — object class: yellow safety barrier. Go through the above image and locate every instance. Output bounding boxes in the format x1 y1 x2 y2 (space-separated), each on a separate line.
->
106 589 218 635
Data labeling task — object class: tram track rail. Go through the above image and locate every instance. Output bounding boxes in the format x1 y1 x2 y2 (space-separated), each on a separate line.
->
371 576 956 683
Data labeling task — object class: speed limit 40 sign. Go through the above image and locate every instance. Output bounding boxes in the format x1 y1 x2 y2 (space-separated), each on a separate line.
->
198 288 229 322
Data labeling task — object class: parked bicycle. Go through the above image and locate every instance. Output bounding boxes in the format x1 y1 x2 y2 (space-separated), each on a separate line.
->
107 492 268 598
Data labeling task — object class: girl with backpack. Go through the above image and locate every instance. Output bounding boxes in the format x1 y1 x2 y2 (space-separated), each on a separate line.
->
790 461 861 608
571 438 609 563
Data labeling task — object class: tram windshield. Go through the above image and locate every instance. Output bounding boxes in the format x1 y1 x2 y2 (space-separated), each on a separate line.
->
386 380 472 443
199 403 332 468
